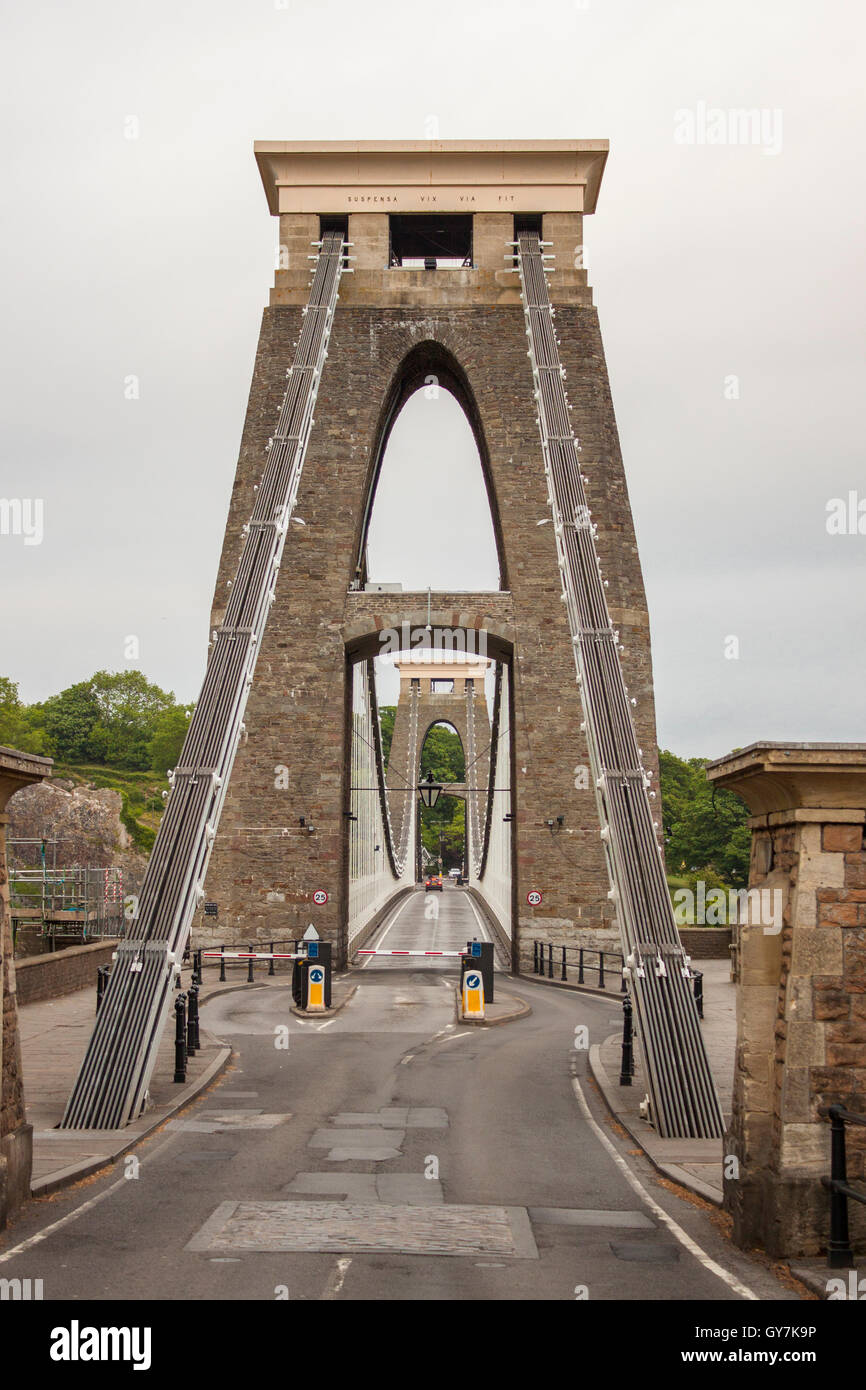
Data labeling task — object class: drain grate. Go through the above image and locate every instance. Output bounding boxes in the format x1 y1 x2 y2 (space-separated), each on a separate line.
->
187 1201 538 1258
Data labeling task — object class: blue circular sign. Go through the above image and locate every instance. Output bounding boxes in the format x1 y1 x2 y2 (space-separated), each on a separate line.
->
310 967 324 984
466 973 481 990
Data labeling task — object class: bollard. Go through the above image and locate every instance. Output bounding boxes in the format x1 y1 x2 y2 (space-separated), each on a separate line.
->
598 952 606 991
461 964 485 1021
187 984 200 1056
193 949 202 986
547 943 554 979
578 947 585 985
533 941 539 975
561 946 567 982
96 965 108 1015
174 993 187 1083
619 997 634 1086
693 969 704 1019
219 944 226 983
247 944 255 984
269 941 276 977
823 1106 854 1268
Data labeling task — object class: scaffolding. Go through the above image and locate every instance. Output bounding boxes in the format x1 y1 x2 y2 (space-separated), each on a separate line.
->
9 839 125 947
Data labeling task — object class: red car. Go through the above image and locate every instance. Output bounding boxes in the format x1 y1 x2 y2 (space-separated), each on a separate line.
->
424 875 443 891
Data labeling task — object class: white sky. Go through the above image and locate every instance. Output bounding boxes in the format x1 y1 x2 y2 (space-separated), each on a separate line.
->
1 0 864 757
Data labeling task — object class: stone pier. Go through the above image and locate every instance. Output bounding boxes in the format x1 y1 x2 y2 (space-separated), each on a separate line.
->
0 744 53 1228
707 742 866 1258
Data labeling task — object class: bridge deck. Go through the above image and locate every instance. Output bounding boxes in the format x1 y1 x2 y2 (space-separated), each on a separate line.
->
353 883 508 972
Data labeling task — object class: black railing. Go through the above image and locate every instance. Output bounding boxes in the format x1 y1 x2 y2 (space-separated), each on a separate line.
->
531 941 705 1013
822 1103 866 1268
532 941 625 992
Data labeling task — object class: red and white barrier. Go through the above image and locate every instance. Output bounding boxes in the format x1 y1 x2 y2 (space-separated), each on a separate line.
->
201 951 305 961
355 949 469 957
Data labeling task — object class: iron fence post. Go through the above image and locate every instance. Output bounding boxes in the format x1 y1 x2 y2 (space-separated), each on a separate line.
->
187 983 200 1056
269 941 276 977
561 946 567 982
598 952 605 991
174 993 187 1083
825 1105 854 1268
219 944 226 983
547 943 554 979
578 948 584 985
693 970 704 1019
620 997 634 1087
533 941 538 975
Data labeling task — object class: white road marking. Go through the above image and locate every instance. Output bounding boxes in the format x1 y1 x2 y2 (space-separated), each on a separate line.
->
360 894 416 967
317 1020 335 1031
0 1124 184 1266
569 1069 758 1300
400 1055 415 1065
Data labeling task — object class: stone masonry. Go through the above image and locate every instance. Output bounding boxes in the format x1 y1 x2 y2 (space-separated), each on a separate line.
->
0 744 53 1227
708 743 866 1258
198 143 661 969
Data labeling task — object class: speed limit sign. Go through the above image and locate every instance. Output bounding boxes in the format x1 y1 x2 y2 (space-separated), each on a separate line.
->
313 890 328 905
527 890 543 906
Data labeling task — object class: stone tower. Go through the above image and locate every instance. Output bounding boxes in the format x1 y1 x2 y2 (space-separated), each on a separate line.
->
199 141 661 969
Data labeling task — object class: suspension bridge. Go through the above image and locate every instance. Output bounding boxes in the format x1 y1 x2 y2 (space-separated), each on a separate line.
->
60 142 723 1142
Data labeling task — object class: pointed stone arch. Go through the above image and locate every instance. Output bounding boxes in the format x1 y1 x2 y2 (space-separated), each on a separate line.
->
355 339 508 591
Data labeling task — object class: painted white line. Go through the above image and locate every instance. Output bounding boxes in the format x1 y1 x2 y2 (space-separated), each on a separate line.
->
322 1255 352 1299
360 894 416 968
465 893 491 945
0 1122 184 1266
569 1070 758 1300
400 1055 415 1065
317 1020 335 1031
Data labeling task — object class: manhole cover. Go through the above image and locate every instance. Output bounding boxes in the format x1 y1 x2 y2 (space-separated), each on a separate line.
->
187 1201 538 1258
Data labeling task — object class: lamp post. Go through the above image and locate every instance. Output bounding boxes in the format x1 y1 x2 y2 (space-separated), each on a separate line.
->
418 772 443 809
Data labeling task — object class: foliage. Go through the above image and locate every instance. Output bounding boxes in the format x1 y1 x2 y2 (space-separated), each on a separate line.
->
659 749 750 887
419 723 466 868
0 677 47 754
147 704 194 775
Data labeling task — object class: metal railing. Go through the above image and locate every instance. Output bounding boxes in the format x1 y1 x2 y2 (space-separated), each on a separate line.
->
822 1103 866 1268
533 940 625 992
531 940 704 1014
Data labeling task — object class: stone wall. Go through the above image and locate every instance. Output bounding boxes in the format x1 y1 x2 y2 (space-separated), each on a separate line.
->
679 927 733 960
708 743 866 1259
15 940 119 1008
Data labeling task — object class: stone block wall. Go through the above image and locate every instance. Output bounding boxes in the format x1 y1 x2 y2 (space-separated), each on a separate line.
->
14 940 119 1008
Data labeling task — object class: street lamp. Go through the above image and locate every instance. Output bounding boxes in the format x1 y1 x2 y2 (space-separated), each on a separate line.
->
418 772 443 809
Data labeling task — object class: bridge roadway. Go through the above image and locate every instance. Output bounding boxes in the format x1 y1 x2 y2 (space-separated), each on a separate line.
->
354 881 508 971
0 888 795 1303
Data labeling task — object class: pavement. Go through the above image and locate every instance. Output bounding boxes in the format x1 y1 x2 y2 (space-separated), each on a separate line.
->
588 958 735 1206
19 969 234 1194
0 885 803 1301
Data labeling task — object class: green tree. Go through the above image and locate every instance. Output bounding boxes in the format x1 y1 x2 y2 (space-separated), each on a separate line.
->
659 748 750 886
148 704 194 775
0 677 47 755
42 680 102 762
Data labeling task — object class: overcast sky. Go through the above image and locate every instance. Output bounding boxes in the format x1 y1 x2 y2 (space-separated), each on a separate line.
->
1 0 863 757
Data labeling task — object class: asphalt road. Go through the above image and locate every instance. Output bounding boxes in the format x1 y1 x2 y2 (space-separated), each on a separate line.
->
0 887 798 1302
